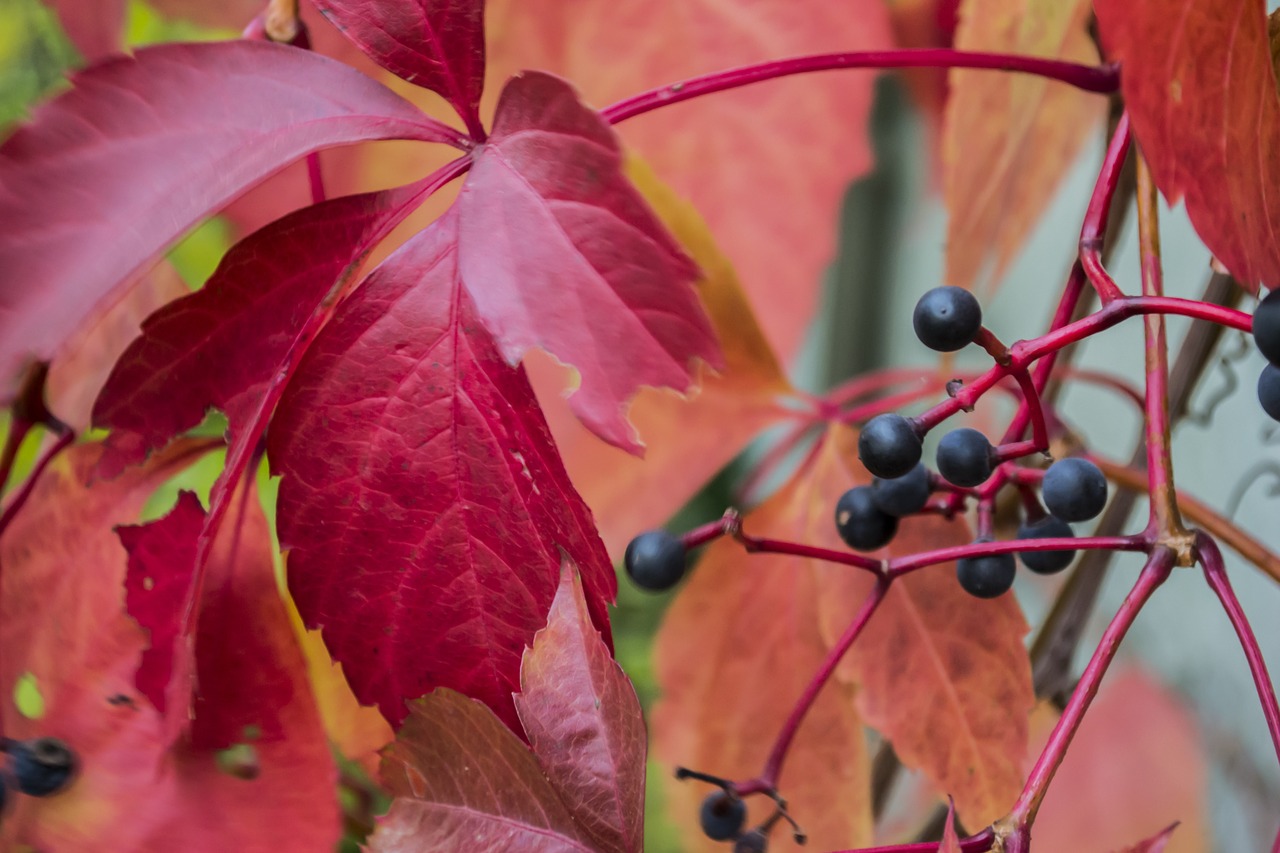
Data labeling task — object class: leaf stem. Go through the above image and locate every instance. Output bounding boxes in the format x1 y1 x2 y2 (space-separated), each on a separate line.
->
756 576 890 789
1004 547 1174 829
602 50 1118 125
1136 154 1187 541
1079 114 1131 304
0 430 74 543
1196 533 1280 770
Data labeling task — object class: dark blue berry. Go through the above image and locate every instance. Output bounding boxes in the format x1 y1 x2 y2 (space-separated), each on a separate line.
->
1041 457 1107 522
623 531 687 592
1258 364 1280 421
913 286 983 352
858 414 922 479
956 542 1016 599
1016 516 1076 574
936 428 994 487
6 738 76 797
1253 289 1280 365
700 791 747 841
735 830 768 852
871 463 932 517
835 487 898 552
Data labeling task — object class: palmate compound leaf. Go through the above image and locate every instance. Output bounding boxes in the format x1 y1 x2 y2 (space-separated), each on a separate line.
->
654 428 1032 850
456 71 722 452
0 39 463 402
269 209 615 730
1095 0 1280 292
368 562 645 853
943 0 1104 291
0 444 339 852
311 0 485 130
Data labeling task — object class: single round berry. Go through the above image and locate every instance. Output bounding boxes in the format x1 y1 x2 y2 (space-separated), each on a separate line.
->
6 737 76 797
858 414 922 479
936 428 994 487
1253 289 1280 365
1041 457 1108 522
623 531 687 592
1259 364 1280 421
1016 516 1077 574
956 542 1016 599
735 830 768 853
871 463 932 517
913 286 983 352
700 791 747 841
835 487 898 552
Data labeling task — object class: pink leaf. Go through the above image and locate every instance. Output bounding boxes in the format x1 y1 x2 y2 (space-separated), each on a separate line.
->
312 0 486 129
44 0 126 63
269 213 614 729
0 40 461 399
516 562 646 853
118 491 205 716
92 183 425 473
456 71 721 451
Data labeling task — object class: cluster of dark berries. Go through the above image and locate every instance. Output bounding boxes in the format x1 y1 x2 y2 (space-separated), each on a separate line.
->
1 737 77 812
1254 290 1280 421
623 529 689 592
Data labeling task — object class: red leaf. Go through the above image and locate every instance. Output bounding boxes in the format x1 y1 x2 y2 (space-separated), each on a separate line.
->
0 40 460 398
312 0 485 129
456 71 721 451
118 491 204 717
92 184 424 473
0 444 340 851
269 213 614 729
369 691 598 852
484 0 893 359
1095 0 1280 291
515 562 646 853
370 564 645 852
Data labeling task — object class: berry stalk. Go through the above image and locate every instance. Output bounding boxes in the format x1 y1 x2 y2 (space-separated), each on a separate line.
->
602 50 1119 126
1078 115 1132 304
886 534 1143 578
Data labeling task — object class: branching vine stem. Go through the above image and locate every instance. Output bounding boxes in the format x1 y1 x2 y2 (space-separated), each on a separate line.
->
602 51 1119 126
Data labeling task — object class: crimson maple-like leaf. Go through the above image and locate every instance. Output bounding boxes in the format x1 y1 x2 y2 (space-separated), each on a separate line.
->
269 211 614 729
311 0 485 131
118 491 205 717
455 71 721 452
0 40 463 400
369 562 645 853
92 182 427 472
1095 0 1280 291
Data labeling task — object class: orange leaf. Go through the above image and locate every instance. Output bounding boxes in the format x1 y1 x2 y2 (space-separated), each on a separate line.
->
943 0 1104 290
1029 668 1208 853
1095 0 1280 292
533 158 792 555
652 428 874 852
0 444 340 852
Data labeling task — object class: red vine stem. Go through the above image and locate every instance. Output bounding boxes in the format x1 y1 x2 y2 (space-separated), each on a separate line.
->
749 576 891 791
1136 155 1186 539
602 50 1118 125
1196 534 1280 771
829 828 996 853
1001 548 1175 842
1079 114 1131 304
887 535 1144 578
